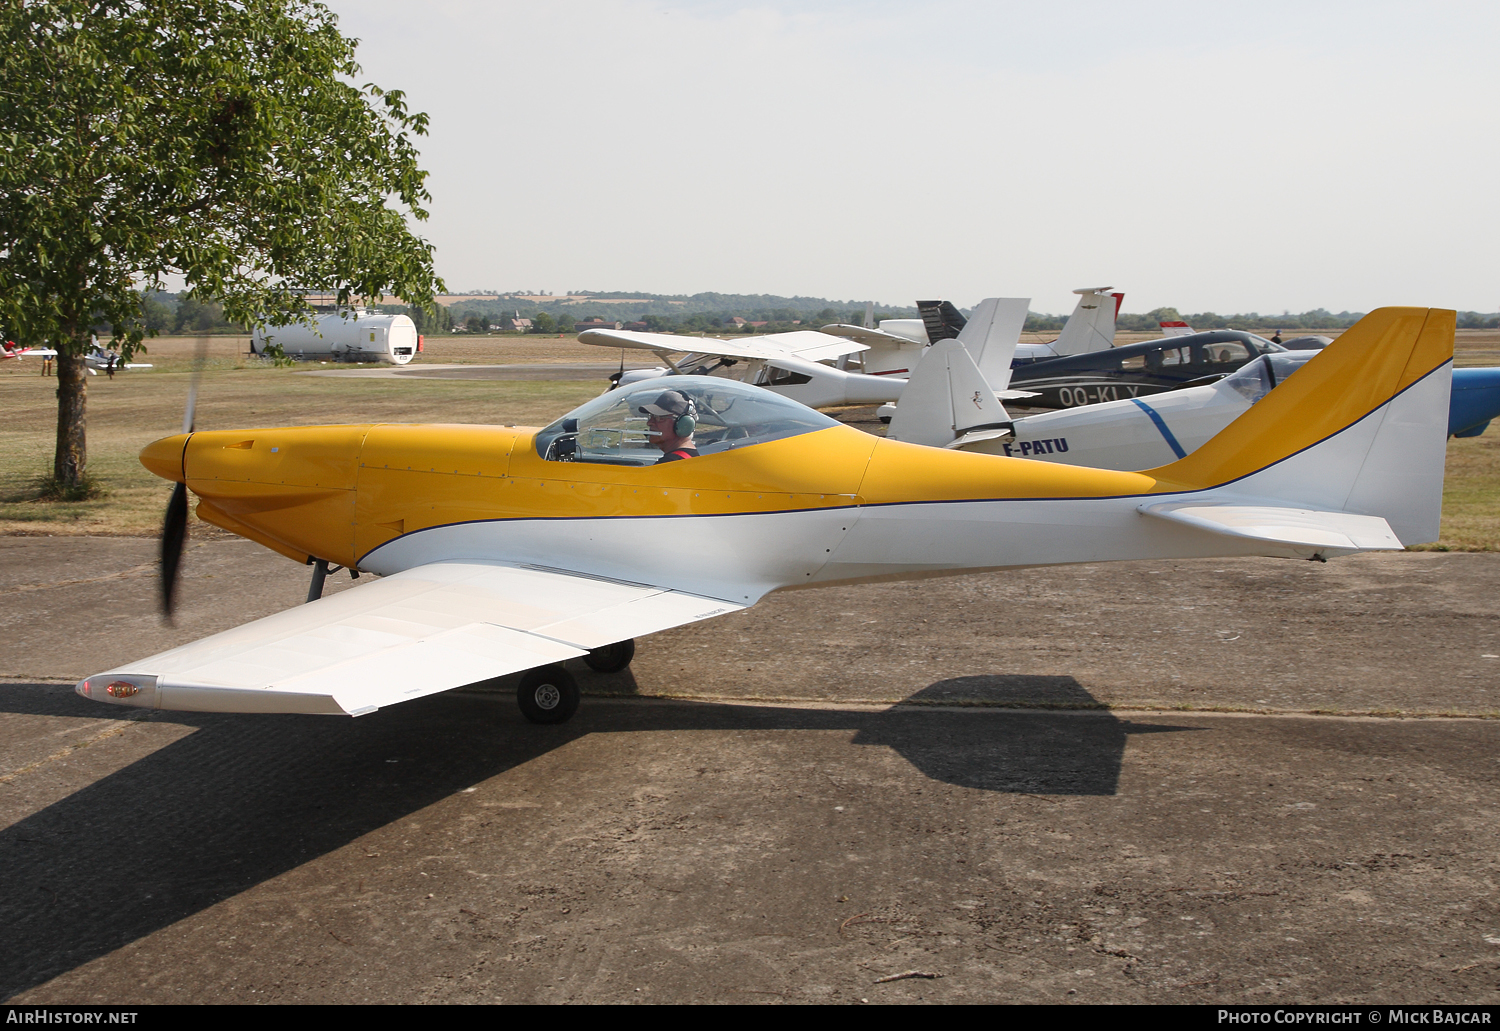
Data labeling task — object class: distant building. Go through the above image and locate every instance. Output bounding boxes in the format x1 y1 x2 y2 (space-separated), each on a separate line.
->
729 317 747 326
621 321 648 331
749 321 769 328
497 317 532 332
574 320 622 332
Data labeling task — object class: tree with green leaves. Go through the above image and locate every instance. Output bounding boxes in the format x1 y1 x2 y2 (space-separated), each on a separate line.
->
0 0 443 494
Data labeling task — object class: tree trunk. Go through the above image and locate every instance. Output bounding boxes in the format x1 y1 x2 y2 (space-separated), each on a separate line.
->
53 348 88 488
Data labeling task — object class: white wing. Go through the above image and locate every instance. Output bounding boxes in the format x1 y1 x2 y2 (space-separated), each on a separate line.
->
818 323 922 347
78 562 745 716
579 327 865 364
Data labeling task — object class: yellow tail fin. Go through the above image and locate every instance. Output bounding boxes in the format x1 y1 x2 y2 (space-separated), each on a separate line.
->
1152 307 1455 489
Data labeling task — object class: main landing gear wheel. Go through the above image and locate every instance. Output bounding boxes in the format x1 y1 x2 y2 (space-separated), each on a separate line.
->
517 665 579 724
583 638 636 674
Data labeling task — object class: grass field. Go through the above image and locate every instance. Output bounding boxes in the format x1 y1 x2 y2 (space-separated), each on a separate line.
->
3 330 1497 546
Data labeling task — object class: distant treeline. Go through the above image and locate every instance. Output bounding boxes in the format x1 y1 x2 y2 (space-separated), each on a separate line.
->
446 291 920 323
125 291 1500 338
1098 307 1500 333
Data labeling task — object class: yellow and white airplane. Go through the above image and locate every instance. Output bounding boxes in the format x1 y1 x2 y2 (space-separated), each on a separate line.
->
76 307 1453 725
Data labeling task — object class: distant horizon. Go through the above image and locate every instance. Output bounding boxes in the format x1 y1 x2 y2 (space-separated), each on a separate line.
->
425 289 1498 320
333 1 1500 317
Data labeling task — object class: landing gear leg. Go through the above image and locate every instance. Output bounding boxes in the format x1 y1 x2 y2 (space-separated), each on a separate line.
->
306 559 330 603
306 559 356 603
517 665 580 724
583 639 636 674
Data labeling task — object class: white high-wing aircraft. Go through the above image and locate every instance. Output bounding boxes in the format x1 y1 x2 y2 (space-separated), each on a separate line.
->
579 325 909 408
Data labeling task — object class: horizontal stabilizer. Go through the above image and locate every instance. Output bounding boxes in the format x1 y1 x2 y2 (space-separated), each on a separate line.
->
1139 502 1403 552
946 427 1011 449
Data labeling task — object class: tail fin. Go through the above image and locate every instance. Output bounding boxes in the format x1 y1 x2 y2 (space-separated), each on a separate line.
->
1152 307 1455 544
1159 320 1194 337
916 300 967 342
863 301 875 330
955 297 1029 389
1051 286 1120 355
887 338 1011 448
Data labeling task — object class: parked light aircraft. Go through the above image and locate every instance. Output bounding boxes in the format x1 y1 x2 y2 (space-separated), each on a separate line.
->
876 324 1292 423
586 296 1032 410
579 325 904 408
893 333 1499 468
0 339 151 372
1004 329 1297 409
813 301 929 376
73 308 1452 727
819 287 1124 375
1157 320 1332 351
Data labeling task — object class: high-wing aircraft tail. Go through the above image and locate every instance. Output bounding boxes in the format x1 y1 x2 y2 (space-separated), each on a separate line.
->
1051 287 1123 355
1144 307 1454 546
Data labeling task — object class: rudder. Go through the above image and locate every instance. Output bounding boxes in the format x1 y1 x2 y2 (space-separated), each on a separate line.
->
1148 307 1454 545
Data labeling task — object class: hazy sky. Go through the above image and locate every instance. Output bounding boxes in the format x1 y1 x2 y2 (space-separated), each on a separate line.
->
334 1 1499 315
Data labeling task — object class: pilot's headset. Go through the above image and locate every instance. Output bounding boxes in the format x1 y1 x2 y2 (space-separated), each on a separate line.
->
640 390 696 438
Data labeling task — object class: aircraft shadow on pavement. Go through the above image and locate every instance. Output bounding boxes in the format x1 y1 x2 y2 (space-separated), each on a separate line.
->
0 679 1188 999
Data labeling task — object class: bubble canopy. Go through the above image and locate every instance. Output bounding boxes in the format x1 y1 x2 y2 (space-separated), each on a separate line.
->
534 376 841 466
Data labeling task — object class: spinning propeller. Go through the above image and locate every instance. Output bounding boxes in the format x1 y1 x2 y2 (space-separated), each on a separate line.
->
159 344 205 619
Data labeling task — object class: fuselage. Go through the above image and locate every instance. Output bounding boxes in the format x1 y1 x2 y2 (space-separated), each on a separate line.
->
140 417 1321 608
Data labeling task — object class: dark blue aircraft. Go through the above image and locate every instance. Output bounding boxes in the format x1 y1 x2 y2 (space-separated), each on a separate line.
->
1007 330 1289 409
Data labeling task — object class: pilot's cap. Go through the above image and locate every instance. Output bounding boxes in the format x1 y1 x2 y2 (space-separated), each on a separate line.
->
637 390 691 418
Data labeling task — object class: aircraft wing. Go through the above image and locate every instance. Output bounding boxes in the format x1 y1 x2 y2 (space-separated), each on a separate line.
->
819 323 922 348
78 561 745 716
579 328 865 363
1139 502 1403 552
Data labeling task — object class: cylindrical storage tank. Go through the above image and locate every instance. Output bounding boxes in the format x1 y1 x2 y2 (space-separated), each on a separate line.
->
252 312 419 365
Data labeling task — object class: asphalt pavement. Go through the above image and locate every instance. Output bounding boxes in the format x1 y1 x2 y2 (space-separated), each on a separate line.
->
2 537 1498 1003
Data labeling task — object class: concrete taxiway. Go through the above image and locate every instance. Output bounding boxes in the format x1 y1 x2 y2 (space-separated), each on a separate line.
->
2 537 1498 1003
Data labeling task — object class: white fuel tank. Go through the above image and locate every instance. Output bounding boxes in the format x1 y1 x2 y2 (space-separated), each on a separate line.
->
252 311 420 365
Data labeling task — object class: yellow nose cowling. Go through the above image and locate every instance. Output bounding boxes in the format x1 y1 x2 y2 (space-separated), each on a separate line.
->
139 434 190 483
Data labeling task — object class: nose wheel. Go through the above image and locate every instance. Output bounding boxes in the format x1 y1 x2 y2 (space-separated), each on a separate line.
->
517 665 579 724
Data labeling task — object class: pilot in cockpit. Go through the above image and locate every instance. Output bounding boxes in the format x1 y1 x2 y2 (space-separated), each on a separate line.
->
638 389 700 463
